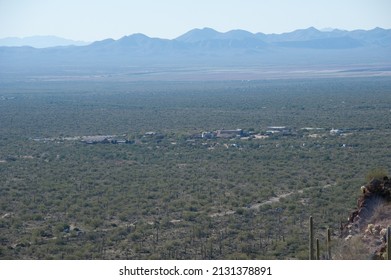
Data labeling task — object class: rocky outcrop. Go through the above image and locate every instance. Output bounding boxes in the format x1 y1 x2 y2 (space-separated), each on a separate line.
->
341 177 391 259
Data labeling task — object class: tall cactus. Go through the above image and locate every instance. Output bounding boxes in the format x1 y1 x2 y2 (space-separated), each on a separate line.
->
388 226 391 260
327 228 331 260
309 216 314 260
316 238 320 260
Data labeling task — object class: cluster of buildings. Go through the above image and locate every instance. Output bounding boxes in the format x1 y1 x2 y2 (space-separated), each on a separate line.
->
195 126 294 140
195 129 244 139
31 125 349 146
81 135 131 144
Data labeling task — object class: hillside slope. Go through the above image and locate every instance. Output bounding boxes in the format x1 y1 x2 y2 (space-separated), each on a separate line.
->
339 177 391 259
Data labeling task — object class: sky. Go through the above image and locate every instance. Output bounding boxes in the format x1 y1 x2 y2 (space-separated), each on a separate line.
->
0 0 390 42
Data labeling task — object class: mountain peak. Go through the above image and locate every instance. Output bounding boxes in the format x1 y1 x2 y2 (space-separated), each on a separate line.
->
175 27 221 42
294 26 321 35
117 33 151 43
127 33 150 39
223 29 255 39
306 26 320 32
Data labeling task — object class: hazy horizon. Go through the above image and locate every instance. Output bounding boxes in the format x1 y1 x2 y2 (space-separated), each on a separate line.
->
0 25 390 42
1 26 390 51
1 0 390 41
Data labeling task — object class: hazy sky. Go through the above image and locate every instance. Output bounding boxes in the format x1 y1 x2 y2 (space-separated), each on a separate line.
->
1 0 390 41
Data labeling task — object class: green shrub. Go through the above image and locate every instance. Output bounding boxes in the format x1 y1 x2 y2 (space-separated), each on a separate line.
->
365 167 388 182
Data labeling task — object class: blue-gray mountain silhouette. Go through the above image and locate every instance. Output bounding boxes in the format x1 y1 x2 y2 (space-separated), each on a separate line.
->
1 27 390 77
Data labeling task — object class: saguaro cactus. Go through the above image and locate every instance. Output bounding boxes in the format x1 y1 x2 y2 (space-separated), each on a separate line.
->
327 228 331 260
388 226 391 260
309 216 314 260
316 238 320 260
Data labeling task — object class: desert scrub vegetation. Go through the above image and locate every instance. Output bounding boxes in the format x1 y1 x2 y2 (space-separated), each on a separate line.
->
0 77 391 259
332 236 371 260
365 167 389 182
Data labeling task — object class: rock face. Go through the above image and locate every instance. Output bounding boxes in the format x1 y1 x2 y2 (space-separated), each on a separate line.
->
341 177 391 259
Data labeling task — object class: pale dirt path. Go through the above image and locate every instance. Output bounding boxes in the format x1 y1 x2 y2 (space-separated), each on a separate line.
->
209 183 336 218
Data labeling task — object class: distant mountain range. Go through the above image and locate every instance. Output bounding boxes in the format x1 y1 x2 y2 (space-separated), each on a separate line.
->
1 27 390 80
176 26 391 47
0 35 89 48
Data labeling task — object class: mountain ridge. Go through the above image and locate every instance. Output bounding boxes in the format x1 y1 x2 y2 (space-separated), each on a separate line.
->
0 35 89 48
2 26 390 48
1 27 390 80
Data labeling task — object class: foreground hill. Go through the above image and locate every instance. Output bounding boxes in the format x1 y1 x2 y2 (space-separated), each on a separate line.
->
338 176 391 259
